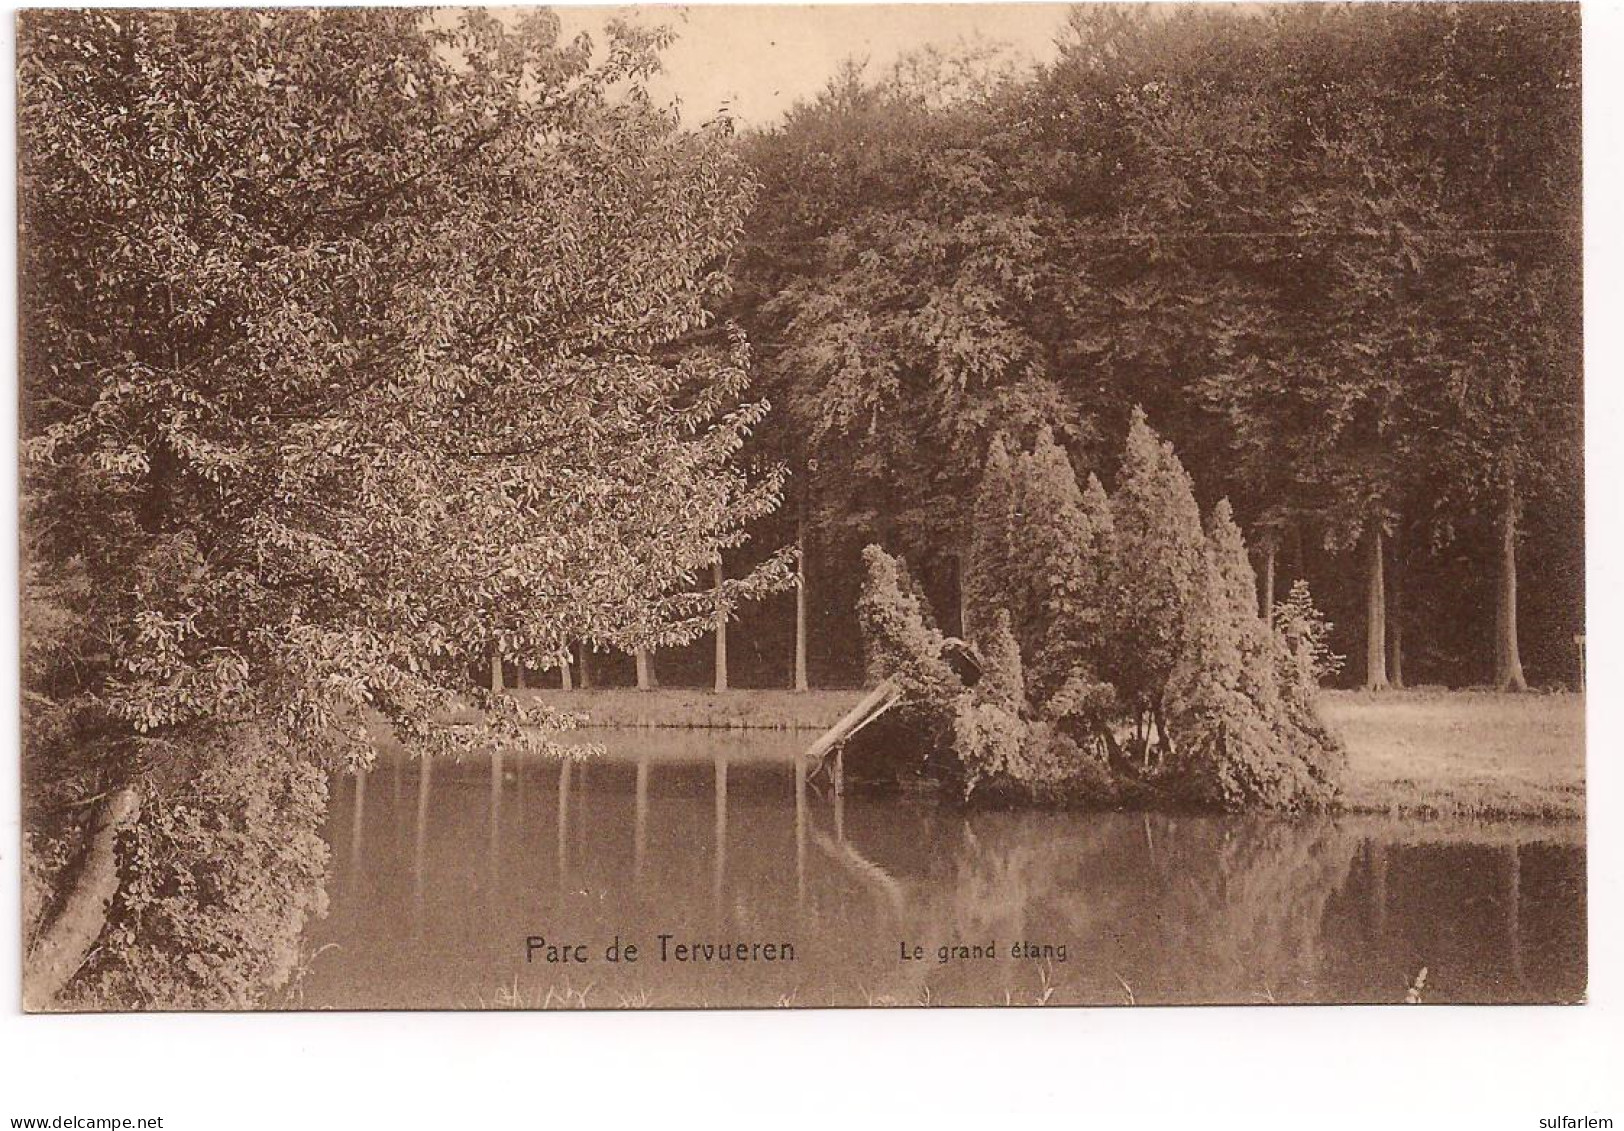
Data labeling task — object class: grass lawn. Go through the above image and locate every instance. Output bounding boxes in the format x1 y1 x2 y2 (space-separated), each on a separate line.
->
1321 689 1584 821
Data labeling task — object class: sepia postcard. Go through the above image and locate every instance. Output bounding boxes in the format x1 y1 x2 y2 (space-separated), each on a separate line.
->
16 2 1584 1014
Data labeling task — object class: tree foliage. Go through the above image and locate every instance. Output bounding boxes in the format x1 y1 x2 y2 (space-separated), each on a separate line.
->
1164 500 1343 809
962 431 1016 643
1107 408 1208 729
1274 579 1344 686
735 53 1080 581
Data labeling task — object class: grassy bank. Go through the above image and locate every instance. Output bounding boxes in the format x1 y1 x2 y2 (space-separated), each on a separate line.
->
508 687 862 730
1322 689 1584 820
450 686 1583 820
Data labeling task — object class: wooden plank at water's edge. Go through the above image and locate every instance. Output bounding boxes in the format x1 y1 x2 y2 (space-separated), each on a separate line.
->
805 680 902 784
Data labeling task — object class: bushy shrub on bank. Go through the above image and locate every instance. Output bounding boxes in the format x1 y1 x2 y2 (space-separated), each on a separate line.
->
20 525 333 1009
859 410 1343 811
858 549 1106 801
856 545 962 745
42 728 332 1010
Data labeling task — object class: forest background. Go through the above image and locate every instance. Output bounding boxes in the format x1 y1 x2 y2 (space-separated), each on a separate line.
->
631 2 1583 698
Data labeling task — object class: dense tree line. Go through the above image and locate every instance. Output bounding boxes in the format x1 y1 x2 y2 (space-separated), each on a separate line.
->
732 3 1582 693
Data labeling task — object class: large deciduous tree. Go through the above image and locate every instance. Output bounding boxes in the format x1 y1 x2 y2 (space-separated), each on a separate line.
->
19 8 789 1006
737 52 1078 601
740 9 1579 693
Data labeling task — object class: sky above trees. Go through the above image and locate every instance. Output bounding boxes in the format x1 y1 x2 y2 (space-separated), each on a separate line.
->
556 3 1072 125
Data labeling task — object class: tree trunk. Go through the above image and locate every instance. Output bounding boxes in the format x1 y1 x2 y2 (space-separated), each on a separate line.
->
1368 841 1388 940
1388 546 1405 689
1496 487 1529 691
350 767 367 867
713 560 728 693
514 661 526 691
794 523 809 693
1388 614 1404 690
25 786 142 1010
1152 700 1175 771
634 758 649 881
488 752 503 859
555 759 570 877
558 650 572 691
1365 528 1388 691
1290 521 1305 591
635 646 654 691
1260 537 1277 621
955 551 970 640
794 754 807 903
489 652 504 694
578 644 592 690
1502 844 1524 984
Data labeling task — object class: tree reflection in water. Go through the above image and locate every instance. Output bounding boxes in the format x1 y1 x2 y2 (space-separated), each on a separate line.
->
306 732 1583 1009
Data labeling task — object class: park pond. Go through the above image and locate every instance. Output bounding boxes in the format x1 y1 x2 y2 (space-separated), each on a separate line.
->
298 728 1585 1008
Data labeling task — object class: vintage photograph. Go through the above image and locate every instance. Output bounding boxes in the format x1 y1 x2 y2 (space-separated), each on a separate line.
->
17 2 1583 1012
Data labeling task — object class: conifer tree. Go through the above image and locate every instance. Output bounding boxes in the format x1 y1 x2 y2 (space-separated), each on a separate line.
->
962 433 1017 643
1073 471 1118 673
1206 500 1281 708
1107 408 1208 762
1011 427 1095 703
1274 579 1344 686
857 417 1344 811
1033 472 1121 733
855 544 962 745
1080 472 1117 581
976 608 1027 717
1165 500 1342 809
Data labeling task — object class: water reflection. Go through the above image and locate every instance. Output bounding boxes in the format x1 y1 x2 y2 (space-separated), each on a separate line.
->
556 757 570 881
413 753 430 938
349 766 366 873
713 756 727 913
634 758 649 883
303 730 1585 1009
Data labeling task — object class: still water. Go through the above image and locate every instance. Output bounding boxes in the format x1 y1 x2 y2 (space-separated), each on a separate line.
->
301 729 1586 1008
